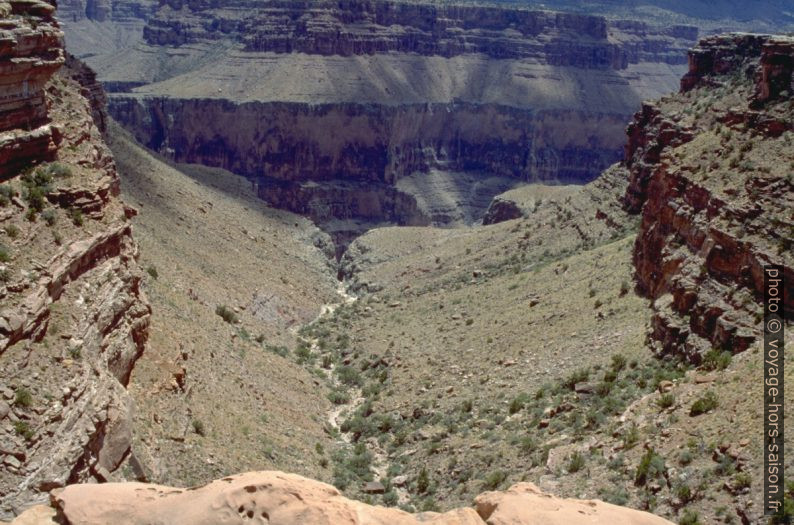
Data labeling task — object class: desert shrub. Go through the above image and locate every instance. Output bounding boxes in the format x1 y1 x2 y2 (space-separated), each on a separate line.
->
294 343 312 364
635 448 665 486
679 509 701 525
689 391 718 416
611 354 627 372
675 482 694 504
0 184 14 206
146 265 158 279
41 208 56 226
337 365 363 387
215 305 238 324
14 387 32 408
46 162 72 178
701 349 732 371
482 470 507 491
733 472 752 490
508 393 530 414
0 243 9 263
192 419 206 436
69 208 84 226
14 421 34 440
567 452 585 473
562 368 590 390
518 436 536 455
5 224 19 239
598 486 629 506
265 345 289 357
657 393 675 409
327 388 350 405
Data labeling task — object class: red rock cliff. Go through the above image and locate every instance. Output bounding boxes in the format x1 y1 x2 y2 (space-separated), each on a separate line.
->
0 1 150 517
624 33 793 362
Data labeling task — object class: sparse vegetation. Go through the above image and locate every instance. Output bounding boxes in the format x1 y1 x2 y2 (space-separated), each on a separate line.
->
215 304 238 324
701 349 732 371
14 421 34 440
689 391 718 416
14 387 32 408
635 448 665 486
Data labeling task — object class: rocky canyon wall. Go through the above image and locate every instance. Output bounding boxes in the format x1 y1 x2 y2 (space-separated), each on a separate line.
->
0 1 150 516
100 0 695 239
0 0 63 179
622 33 793 362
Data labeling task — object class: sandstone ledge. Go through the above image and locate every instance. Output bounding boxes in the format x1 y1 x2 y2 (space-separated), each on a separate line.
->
4 471 674 525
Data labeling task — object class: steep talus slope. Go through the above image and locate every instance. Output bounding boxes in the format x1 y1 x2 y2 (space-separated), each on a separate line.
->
106 120 343 490
622 33 793 362
0 1 150 517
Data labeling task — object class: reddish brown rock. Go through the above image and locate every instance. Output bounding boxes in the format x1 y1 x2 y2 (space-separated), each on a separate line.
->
0 0 64 179
623 33 793 362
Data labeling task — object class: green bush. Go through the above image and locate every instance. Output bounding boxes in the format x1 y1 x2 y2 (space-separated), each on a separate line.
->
0 184 14 206
265 345 289 357
14 421 34 440
192 419 206 436
146 265 158 279
562 368 590 390
337 365 363 387
567 452 585 473
0 243 10 262
701 349 732 371
657 393 675 409
482 470 507 491
678 509 701 525
327 389 351 405
46 162 72 178
508 393 530 415
689 391 718 416
41 208 56 226
733 472 752 490
215 305 238 324
14 387 32 408
635 448 665 486
69 208 84 226
5 224 19 239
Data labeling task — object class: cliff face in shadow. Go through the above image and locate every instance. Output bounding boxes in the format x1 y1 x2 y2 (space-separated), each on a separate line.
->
95 0 697 245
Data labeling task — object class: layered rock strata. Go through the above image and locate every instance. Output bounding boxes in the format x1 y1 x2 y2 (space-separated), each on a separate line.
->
623 33 793 361
0 6 150 516
95 0 696 242
0 0 64 179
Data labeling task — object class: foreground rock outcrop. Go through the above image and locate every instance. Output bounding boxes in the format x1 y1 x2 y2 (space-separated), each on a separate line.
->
622 33 793 361
0 2 150 517
6 471 674 524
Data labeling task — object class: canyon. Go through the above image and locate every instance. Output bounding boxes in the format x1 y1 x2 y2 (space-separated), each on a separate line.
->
60 0 700 246
0 0 792 524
